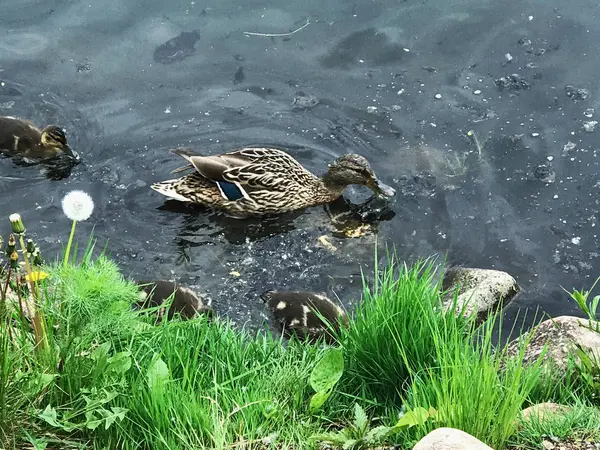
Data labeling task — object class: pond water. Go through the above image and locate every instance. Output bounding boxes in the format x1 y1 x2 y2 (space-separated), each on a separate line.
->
1 0 599 337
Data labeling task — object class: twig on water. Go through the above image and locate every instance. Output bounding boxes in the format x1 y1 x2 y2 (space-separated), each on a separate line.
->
243 18 310 37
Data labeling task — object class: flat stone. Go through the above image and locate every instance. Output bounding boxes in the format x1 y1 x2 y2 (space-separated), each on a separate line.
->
506 315 600 372
412 427 494 450
519 402 572 423
442 267 520 323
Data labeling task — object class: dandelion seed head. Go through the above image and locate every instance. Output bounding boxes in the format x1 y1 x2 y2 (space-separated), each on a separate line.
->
9 213 21 223
62 190 94 222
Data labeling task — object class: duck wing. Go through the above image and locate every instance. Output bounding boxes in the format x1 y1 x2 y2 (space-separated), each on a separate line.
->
172 147 316 200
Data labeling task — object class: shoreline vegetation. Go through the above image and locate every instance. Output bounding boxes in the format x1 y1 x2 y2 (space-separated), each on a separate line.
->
1 193 600 450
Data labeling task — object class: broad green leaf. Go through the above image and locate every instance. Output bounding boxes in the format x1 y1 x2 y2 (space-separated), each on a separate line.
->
392 407 431 430
38 405 61 428
90 342 111 361
107 351 132 374
309 388 332 413
147 355 170 391
310 348 344 393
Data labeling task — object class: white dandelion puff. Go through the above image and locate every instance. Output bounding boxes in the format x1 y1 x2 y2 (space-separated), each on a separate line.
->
61 190 94 222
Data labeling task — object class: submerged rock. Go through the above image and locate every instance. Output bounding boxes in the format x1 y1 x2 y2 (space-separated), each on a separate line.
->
412 427 493 450
506 315 600 372
292 91 319 109
153 30 200 64
519 402 572 424
442 267 520 323
534 164 556 183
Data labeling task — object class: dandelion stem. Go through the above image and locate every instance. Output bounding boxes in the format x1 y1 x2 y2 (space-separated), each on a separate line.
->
17 235 48 356
63 220 78 267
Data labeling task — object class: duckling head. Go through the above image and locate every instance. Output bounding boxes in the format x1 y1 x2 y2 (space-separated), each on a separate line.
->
40 126 80 164
324 154 395 198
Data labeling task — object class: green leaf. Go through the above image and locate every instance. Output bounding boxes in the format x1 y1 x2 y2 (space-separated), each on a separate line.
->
91 342 111 361
364 425 392 443
392 407 431 431
110 406 128 421
309 388 332 413
23 430 48 450
85 410 103 430
310 348 344 393
38 405 61 428
107 351 132 375
147 355 170 391
353 403 368 435
342 439 357 450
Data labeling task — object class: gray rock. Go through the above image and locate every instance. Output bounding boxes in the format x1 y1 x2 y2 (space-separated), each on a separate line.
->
519 402 572 424
412 427 494 450
442 267 520 323
506 315 600 372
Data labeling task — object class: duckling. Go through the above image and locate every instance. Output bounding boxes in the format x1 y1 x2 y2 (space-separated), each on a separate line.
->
151 147 395 218
134 280 214 321
261 290 349 343
0 116 80 163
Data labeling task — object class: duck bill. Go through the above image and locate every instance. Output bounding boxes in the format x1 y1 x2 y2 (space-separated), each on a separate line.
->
63 145 81 164
368 178 396 198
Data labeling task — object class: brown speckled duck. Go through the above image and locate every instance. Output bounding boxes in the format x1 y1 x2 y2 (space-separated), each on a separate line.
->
261 290 349 343
0 116 80 163
151 147 395 218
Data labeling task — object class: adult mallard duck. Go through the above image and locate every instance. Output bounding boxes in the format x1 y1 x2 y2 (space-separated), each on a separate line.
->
151 147 396 218
0 116 80 163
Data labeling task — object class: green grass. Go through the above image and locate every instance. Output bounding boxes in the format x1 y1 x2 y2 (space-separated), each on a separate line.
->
509 401 600 449
340 254 473 406
1 234 600 450
400 310 545 450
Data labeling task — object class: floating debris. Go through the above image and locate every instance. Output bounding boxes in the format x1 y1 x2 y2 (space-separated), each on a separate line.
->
230 270 241 277
583 120 598 132
565 84 589 101
494 74 530 91
76 61 92 72
317 235 337 252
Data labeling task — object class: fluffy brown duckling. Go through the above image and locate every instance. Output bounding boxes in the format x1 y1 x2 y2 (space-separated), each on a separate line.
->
261 290 349 343
134 280 214 321
0 116 80 163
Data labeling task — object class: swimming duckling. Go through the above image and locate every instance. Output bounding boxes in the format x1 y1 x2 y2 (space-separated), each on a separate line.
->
261 290 349 343
134 280 214 321
0 116 80 163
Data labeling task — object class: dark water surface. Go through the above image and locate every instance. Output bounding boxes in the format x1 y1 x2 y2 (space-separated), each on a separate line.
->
2 0 599 335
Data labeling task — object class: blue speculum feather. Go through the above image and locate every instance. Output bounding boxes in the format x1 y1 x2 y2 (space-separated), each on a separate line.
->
216 180 245 201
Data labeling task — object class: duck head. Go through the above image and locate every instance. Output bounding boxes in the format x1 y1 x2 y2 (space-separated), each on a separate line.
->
324 154 396 197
